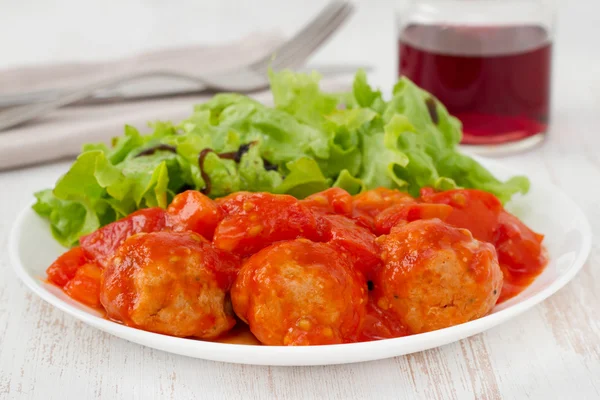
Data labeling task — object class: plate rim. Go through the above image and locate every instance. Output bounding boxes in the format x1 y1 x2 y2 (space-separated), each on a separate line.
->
8 158 593 366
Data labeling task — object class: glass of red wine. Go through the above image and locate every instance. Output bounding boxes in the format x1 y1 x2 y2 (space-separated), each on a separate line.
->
398 0 554 154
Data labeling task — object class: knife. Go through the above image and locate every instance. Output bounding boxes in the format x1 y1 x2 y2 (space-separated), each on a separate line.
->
0 65 372 108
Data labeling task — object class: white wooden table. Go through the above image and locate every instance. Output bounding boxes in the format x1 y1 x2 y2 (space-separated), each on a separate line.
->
1 1 599 398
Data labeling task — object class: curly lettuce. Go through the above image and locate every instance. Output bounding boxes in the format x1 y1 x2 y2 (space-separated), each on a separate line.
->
34 69 529 246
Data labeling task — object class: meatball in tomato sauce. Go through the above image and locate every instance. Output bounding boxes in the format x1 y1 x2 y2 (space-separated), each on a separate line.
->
100 231 240 339
374 219 503 334
231 240 368 345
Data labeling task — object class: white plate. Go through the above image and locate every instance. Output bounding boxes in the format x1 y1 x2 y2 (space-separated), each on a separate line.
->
8 158 592 366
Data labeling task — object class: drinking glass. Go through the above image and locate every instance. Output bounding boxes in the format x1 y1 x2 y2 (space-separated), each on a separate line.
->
398 0 555 154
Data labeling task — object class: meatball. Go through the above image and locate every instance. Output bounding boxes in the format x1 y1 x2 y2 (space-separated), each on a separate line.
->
374 219 502 334
231 239 368 345
100 231 239 339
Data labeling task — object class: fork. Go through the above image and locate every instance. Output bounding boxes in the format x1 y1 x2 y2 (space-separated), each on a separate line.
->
0 1 353 132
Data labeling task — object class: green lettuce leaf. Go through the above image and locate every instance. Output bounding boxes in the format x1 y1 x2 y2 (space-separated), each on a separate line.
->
269 69 338 127
276 157 330 199
32 189 93 247
436 152 529 203
352 69 386 113
238 145 283 192
333 170 366 195
33 68 530 246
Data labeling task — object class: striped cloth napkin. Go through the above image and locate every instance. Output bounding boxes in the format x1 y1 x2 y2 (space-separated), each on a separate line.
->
0 32 285 170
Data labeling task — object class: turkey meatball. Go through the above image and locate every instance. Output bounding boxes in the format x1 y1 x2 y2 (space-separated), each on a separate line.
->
100 231 239 339
374 219 503 334
231 239 368 345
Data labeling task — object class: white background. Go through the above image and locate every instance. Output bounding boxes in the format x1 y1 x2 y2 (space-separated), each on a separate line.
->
1 0 597 88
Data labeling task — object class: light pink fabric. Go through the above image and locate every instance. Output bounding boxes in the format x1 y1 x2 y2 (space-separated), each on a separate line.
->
0 33 285 170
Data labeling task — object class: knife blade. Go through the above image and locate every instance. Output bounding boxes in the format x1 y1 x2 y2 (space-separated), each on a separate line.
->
0 65 372 108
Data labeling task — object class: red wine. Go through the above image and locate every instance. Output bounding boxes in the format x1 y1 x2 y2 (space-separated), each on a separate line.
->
399 25 551 145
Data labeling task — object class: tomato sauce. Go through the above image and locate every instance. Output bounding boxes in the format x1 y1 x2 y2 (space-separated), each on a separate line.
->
419 188 547 302
46 187 547 344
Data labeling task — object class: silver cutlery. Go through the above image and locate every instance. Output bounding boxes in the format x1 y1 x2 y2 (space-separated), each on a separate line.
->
0 1 353 131
0 64 369 108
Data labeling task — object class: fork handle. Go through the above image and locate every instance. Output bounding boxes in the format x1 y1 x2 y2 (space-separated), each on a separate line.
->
0 71 208 132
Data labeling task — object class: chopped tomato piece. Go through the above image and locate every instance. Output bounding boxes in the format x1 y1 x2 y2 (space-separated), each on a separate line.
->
352 188 415 231
419 188 503 242
213 193 324 256
166 190 223 240
190 238 242 290
374 203 453 235
80 207 167 267
46 246 88 287
301 188 353 216
494 211 546 279
419 187 436 197
64 263 102 308
321 214 381 278
215 191 254 215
